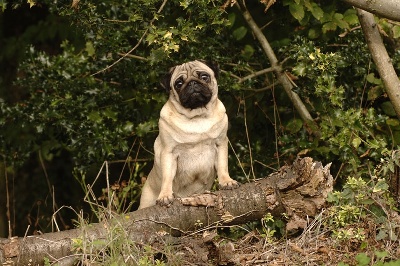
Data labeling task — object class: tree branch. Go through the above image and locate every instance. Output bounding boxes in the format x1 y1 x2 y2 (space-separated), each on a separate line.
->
343 0 400 22
239 67 275 83
357 9 400 119
0 157 333 265
236 2 320 136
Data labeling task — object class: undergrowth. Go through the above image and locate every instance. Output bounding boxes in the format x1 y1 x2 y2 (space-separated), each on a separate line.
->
62 150 400 265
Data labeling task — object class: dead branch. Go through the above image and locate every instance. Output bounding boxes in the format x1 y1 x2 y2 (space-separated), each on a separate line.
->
0 157 332 265
344 0 400 22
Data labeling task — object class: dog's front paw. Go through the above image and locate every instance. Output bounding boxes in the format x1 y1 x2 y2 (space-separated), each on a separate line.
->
156 193 175 207
218 178 240 190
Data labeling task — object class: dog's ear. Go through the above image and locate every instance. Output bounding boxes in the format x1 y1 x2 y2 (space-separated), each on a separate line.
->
160 66 175 92
200 60 219 79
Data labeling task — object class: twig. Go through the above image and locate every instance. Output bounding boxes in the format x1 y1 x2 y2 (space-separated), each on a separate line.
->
39 152 67 230
254 160 278 172
243 98 256 180
3 158 11 238
243 82 277 93
272 86 281 168
116 52 148 61
239 67 275 83
117 137 138 183
220 69 242 81
228 139 247 179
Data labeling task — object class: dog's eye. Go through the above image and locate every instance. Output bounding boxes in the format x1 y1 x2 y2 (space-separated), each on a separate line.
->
199 73 210 82
174 79 183 89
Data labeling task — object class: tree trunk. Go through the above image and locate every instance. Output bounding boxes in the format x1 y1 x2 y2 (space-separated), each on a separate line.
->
0 157 333 266
357 9 400 119
343 0 400 22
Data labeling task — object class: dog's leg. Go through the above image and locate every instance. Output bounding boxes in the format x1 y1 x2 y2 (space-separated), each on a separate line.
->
156 150 177 206
138 168 159 209
216 136 239 189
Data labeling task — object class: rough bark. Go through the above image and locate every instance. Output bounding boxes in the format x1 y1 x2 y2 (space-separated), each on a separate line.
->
0 157 333 266
357 9 400 119
343 0 400 22
236 2 321 137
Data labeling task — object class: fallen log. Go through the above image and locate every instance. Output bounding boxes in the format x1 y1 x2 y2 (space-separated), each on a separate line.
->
0 157 333 265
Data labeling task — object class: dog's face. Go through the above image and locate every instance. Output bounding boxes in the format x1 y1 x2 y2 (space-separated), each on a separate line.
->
162 60 219 110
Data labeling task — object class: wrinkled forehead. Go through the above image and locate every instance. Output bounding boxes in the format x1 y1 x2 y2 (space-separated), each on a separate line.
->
171 61 213 81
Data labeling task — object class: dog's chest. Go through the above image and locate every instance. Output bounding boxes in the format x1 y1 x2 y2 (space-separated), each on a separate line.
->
172 140 217 195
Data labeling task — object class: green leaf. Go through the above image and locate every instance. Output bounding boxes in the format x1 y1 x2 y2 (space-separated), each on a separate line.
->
333 13 349 29
228 13 236 27
374 250 388 259
285 118 303 134
293 62 307 76
343 9 359 25
103 108 117 121
393 25 400 39
241 44 254 59
351 137 361 148
135 120 156 137
373 179 389 193
88 111 102 123
386 118 400 127
367 86 383 101
309 3 324 20
355 253 370 266
308 27 320 39
322 22 337 33
366 73 381 85
289 3 305 21
381 101 397 117
376 229 388 241
232 26 247 40
123 121 134 133
85 41 95 57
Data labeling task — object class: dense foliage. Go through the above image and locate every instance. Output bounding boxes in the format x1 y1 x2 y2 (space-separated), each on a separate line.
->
0 0 399 237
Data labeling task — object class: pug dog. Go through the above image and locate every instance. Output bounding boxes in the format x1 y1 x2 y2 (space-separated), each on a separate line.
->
138 60 239 209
